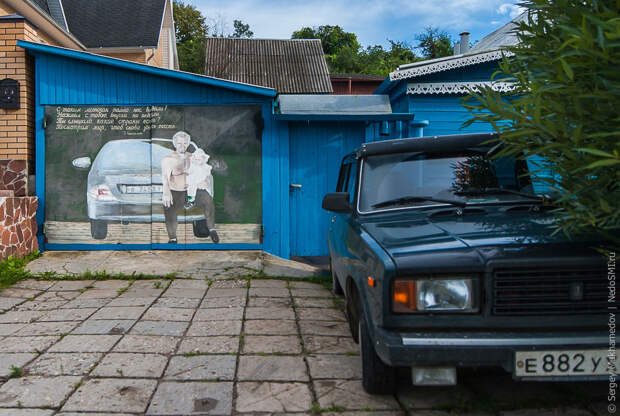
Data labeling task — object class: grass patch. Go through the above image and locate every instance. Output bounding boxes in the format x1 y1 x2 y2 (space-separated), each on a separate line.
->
36 270 177 281
8 365 23 379
0 251 41 291
309 402 345 414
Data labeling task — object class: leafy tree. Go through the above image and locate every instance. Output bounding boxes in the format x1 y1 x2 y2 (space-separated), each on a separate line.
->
464 0 620 244
292 25 360 56
231 19 254 38
416 27 454 59
173 0 207 74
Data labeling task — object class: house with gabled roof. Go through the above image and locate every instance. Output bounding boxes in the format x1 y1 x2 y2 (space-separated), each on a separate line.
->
0 0 178 202
376 13 525 137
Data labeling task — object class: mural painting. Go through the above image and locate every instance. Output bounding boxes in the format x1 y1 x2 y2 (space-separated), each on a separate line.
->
44 105 262 245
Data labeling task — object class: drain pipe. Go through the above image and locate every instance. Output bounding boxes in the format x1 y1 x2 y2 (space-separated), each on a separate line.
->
147 48 156 65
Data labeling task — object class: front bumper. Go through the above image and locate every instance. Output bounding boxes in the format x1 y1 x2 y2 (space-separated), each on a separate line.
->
88 200 205 223
375 327 608 376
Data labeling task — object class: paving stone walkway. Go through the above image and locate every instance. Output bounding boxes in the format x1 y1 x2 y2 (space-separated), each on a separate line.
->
0 276 609 416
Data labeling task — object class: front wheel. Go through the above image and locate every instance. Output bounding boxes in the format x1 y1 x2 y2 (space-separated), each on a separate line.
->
90 219 108 240
360 312 396 394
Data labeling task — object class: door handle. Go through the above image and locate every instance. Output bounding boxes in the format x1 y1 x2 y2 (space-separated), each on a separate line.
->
290 184 302 189
331 216 336 223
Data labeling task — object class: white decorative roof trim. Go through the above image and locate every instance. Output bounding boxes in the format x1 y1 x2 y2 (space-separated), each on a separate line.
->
406 81 517 95
390 50 514 81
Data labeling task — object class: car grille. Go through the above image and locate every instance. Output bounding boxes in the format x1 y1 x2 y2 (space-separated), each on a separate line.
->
492 266 608 316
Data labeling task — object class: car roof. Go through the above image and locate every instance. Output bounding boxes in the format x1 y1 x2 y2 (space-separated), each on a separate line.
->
354 132 499 158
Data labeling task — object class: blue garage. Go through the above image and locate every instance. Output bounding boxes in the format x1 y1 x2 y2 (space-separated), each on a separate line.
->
19 40 413 259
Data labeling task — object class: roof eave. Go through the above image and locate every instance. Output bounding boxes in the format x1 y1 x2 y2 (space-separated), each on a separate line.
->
18 40 277 98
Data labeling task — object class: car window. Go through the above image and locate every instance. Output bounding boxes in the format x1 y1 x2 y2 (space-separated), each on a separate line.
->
346 162 357 203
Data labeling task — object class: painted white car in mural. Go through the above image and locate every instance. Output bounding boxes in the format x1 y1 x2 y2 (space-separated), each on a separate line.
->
72 138 216 240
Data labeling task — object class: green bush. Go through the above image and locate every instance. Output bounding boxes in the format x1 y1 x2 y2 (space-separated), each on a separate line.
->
0 251 39 291
464 0 620 244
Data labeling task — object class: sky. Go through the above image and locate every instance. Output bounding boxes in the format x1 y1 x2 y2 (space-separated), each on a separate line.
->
188 0 524 51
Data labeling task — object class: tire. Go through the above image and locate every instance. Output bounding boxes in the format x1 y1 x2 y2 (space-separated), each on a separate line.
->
90 219 108 240
330 258 344 296
193 219 210 238
360 313 396 394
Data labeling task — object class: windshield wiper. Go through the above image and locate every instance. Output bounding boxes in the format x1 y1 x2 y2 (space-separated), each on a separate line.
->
372 196 466 209
454 188 544 201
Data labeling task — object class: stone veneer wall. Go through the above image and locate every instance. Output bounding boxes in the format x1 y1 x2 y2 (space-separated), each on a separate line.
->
0 196 38 260
0 159 26 196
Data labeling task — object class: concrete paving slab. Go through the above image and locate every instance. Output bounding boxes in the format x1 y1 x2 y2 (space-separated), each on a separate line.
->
25 352 102 376
291 288 332 298
298 308 346 321
73 289 119 299
200 296 246 308
92 353 168 378
106 297 156 307
0 297 24 311
142 307 195 321
250 279 288 288
161 288 206 299
15 300 69 311
186 320 242 336
89 306 146 320
62 378 157 413
12 280 56 291
0 288 42 298
49 335 122 353
0 310 44 324
112 335 180 354
314 379 400 411
245 307 295 320
238 356 308 381
168 279 209 290
38 308 98 322
247 296 293 308
244 319 298 335
294 297 336 308
91 280 132 290
49 281 96 291
154 297 201 308
120 288 164 298
242 335 302 355
130 320 188 336
235 382 313 413
205 288 248 298
71 319 135 335
302 335 358 354
289 281 324 289
177 336 239 355
60 298 111 309
0 353 38 377
194 307 243 321
0 323 25 336
164 355 236 381
396 385 476 410
308 355 362 380
0 410 55 416
15 321 78 336
249 287 290 298
210 279 248 289
299 321 350 337
0 375 81 408
36 291 80 301
147 381 233 415
0 336 60 353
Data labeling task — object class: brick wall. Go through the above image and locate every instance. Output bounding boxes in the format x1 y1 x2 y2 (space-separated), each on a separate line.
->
0 17 39 196
0 195 38 260
100 51 147 64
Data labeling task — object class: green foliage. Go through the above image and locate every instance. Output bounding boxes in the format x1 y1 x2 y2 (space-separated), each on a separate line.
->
416 26 454 59
464 0 620 243
173 0 207 74
0 251 40 291
8 365 23 379
292 25 419 76
231 20 254 38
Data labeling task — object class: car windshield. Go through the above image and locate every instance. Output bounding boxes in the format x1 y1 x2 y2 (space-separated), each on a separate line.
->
358 151 542 212
95 140 173 173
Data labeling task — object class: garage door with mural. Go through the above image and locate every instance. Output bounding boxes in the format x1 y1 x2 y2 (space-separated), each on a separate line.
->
44 105 262 246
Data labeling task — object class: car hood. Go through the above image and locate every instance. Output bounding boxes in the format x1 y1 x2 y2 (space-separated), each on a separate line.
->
360 208 602 273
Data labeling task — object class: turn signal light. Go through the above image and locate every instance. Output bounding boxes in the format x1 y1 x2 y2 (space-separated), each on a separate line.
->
393 280 416 312
367 276 375 287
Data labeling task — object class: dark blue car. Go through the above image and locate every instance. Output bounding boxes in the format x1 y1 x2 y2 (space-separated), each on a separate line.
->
323 133 610 394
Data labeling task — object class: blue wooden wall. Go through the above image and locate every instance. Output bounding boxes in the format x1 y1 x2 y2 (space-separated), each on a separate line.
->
32 51 295 258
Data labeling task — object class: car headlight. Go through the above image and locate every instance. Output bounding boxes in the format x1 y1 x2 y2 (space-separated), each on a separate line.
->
393 278 478 313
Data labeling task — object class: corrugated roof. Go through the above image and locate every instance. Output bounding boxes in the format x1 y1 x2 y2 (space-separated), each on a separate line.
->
204 38 333 94
469 12 526 53
62 0 165 48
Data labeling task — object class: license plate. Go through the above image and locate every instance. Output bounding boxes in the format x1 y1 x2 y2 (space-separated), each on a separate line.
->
121 185 163 194
515 349 613 377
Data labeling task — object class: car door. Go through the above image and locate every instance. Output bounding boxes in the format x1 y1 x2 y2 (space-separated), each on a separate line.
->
329 156 358 281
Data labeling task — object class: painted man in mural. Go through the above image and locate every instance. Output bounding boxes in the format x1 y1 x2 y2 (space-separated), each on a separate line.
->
161 131 219 244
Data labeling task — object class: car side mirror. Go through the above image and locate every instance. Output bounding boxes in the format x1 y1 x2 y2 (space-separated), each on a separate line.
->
322 192 352 213
72 157 92 170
